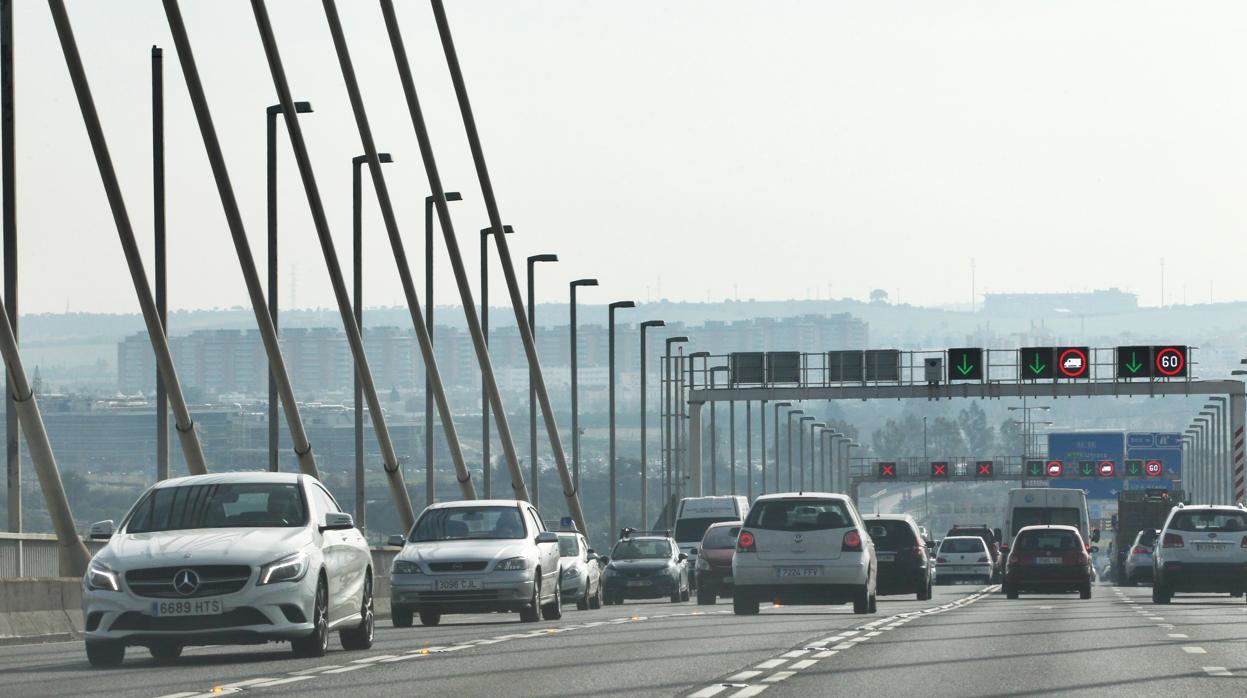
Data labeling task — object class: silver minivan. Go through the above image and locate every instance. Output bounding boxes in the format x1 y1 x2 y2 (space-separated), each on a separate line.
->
731 492 876 615
389 500 562 626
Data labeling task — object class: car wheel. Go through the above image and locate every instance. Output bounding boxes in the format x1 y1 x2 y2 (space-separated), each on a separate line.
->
853 585 871 614
340 574 375 650
589 582 603 610
917 579 931 601
292 576 329 658
868 588 878 614
1152 583 1171 605
1079 583 1092 600
148 643 182 664
670 587 681 603
392 607 414 628
733 593 759 615
520 575 541 623
419 610 442 627
86 640 125 668
697 586 717 605
680 583 691 602
542 577 563 621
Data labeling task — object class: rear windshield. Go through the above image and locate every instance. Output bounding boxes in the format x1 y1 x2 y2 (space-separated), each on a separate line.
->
867 520 917 551
702 526 740 550
744 500 853 532
558 535 579 557
1014 530 1081 551
126 483 306 532
675 517 739 543
612 538 672 560
1011 507 1081 537
939 537 986 554
1169 511 1247 533
410 506 527 542
1136 530 1158 547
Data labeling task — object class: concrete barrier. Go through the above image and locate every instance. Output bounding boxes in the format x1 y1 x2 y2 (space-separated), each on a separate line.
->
0 575 393 646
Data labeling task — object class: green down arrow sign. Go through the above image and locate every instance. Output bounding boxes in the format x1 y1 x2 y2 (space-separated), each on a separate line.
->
1028 354 1046 375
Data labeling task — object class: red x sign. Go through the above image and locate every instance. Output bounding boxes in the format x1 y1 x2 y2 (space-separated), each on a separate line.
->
931 462 948 477
879 462 896 478
976 461 994 477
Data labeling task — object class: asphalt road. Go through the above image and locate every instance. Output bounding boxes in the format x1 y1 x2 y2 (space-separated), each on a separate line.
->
3 582 1244 697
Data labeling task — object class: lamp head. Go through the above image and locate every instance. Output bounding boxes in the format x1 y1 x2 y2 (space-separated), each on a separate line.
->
529 254 558 264
571 278 599 288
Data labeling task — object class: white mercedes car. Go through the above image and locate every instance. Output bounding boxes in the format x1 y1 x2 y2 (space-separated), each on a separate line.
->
81 472 374 667
389 499 562 626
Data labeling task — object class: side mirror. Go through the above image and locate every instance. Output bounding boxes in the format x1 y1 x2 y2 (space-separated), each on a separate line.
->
992 528 1002 543
387 534 407 548
320 512 354 532
89 520 115 540
1091 529 1101 543
586 548 596 556
1090 545 1100 553
535 531 559 545
678 553 688 562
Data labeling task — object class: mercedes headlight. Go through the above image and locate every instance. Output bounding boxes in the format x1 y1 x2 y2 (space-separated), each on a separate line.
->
258 552 310 585
392 559 423 575
86 562 119 592
496 556 528 571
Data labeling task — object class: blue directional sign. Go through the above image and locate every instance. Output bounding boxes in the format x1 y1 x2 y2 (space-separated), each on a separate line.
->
1047 431 1182 499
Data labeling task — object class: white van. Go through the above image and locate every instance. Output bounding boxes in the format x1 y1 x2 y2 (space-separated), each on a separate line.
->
1003 488 1094 552
674 496 750 585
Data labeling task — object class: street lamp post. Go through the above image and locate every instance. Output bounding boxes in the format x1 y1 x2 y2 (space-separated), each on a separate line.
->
423 191 462 506
640 320 665 528
708 366 729 495
686 352 711 498
810 422 825 491
663 336 688 526
786 409 804 491
526 253 558 509
608 301 635 537
1208 398 1227 504
351 151 393 529
772 402 791 493
266 100 312 473
479 224 514 497
843 441 861 493
569 279 598 494
798 416 815 489
1183 430 1198 502
745 400 753 500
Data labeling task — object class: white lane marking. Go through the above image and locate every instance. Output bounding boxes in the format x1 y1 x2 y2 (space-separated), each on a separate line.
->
378 654 425 663
840 630 859 636
727 671 764 682
689 685 731 698
813 650 838 659
1168 633 1189 639
287 665 340 675
789 659 818 670
764 672 796 683
351 654 396 663
817 636 844 644
755 659 787 669
1147 617 1164 621
780 649 809 659
322 664 368 674
1038 606 1053 610
832 643 854 650
1183 647 1207 654
848 636 869 643
863 631 881 637
216 679 279 689
730 686 769 698
249 677 316 688
152 694 200 698
1204 667 1233 677
1158 624 1175 629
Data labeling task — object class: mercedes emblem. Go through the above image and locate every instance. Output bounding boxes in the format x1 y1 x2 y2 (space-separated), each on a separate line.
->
173 568 200 597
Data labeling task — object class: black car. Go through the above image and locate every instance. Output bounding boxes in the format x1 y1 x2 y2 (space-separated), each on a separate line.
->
946 524 1002 582
601 532 690 604
868 515 933 600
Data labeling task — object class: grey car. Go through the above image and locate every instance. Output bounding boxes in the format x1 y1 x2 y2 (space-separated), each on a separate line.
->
389 500 562 626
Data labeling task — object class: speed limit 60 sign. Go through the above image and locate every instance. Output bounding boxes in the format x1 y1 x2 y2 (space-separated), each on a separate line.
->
1152 346 1187 377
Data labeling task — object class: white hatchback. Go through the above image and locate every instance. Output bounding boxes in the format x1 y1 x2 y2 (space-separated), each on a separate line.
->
82 472 374 667
731 493 876 615
935 536 994 585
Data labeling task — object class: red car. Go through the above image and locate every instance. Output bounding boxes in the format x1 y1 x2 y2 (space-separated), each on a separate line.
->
1003 525 1093 600
695 521 741 605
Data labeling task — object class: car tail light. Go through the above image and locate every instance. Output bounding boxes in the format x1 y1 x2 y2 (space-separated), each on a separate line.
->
912 544 925 559
1241 536 1247 549
1163 532 1184 548
737 530 756 553
976 556 989 563
1131 546 1149 555
842 529 862 552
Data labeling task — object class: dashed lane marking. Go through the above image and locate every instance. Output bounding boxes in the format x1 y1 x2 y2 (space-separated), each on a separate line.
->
730 686 768 697
780 649 809 659
763 671 796 683
726 671 763 682
1168 634 1189 639
755 659 787 669
1204 667 1233 677
1183 647 1207 654
789 659 818 670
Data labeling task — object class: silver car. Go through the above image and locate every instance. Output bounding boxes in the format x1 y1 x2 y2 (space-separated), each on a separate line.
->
557 532 603 610
1123 529 1158 586
389 500 562 626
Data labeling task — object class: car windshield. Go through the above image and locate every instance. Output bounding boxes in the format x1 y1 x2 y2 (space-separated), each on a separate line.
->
1011 507 1081 537
126 483 306 532
1015 530 1080 550
1169 511 1247 533
745 500 853 532
868 520 916 551
558 535 579 557
675 516 738 543
1136 530 1158 547
701 526 740 550
939 538 986 554
410 506 527 541
612 538 671 560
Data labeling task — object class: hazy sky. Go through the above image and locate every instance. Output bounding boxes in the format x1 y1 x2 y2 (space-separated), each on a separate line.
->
11 1 1247 314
